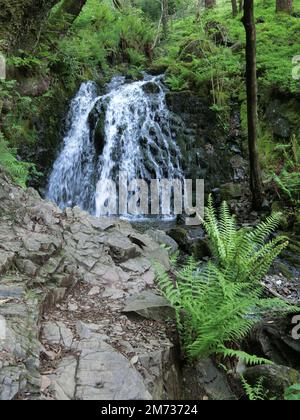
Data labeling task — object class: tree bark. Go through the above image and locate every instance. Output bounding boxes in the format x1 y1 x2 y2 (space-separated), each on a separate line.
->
242 0 264 210
231 0 238 16
205 0 216 9
239 0 244 12
162 0 169 38
195 0 202 22
276 0 293 13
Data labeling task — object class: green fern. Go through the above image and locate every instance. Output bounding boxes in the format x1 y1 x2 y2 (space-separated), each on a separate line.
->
0 131 30 187
203 196 289 285
241 377 267 401
221 348 272 367
156 199 295 363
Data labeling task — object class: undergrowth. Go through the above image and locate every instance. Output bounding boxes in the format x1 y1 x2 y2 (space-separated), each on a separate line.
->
156 198 296 363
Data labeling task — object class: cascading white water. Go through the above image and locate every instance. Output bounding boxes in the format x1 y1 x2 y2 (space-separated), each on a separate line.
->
47 82 99 210
47 74 183 218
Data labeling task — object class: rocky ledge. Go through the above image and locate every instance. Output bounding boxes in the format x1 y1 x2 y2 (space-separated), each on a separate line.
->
0 170 181 400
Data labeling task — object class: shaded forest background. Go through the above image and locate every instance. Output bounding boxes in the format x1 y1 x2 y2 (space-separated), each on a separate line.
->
0 0 299 217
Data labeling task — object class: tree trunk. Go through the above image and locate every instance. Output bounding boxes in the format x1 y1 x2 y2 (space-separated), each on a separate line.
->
239 0 244 12
276 0 293 13
231 0 238 16
162 0 169 38
205 0 216 9
0 0 60 50
242 0 264 210
195 0 202 22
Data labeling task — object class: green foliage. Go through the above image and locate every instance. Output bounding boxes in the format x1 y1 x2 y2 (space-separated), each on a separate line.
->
0 0 156 185
274 170 300 205
285 384 300 401
156 199 295 362
271 136 300 205
203 196 289 284
0 131 30 187
56 0 154 74
241 377 267 401
153 0 300 129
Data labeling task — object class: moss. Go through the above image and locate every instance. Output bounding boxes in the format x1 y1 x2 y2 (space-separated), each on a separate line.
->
0 0 58 50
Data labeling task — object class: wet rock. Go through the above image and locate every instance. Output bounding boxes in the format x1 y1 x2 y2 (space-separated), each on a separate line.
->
142 82 160 94
244 364 300 400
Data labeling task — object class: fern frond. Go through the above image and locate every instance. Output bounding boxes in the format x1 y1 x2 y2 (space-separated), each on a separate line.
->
241 376 266 401
219 347 273 366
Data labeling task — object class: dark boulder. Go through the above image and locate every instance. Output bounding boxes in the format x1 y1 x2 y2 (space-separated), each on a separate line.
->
142 82 160 95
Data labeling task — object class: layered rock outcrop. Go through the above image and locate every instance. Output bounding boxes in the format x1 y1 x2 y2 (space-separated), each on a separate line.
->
0 170 181 400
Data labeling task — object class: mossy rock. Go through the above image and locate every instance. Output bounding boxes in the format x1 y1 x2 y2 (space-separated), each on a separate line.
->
219 182 245 201
244 365 300 400
167 227 189 252
192 238 211 260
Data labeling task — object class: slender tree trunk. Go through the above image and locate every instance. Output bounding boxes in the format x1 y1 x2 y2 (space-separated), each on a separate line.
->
231 0 238 16
205 0 216 9
162 0 169 38
242 0 264 210
239 0 244 12
276 0 293 13
196 0 202 22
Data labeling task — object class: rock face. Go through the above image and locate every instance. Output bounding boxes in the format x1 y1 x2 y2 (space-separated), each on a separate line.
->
0 170 181 400
165 91 247 192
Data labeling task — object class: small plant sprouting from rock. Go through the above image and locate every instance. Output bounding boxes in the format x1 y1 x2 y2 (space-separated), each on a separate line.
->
241 376 267 401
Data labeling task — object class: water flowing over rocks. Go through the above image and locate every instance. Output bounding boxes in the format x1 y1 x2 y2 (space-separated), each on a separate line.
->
47 75 183 218
0 170 181 400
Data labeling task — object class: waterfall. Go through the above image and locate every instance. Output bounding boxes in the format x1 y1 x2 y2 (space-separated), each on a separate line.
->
47 82 99 211
47 74 183 219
